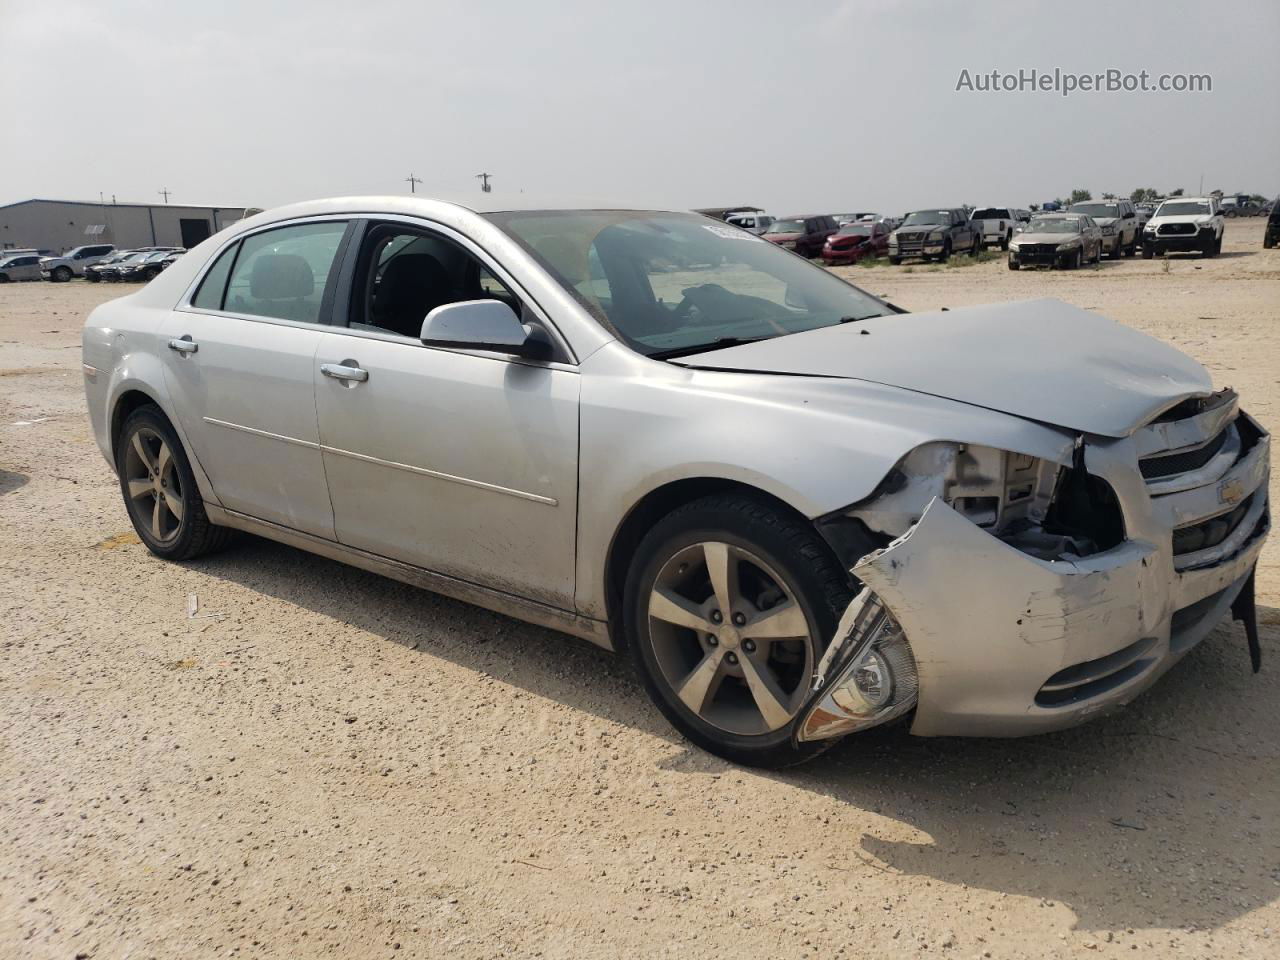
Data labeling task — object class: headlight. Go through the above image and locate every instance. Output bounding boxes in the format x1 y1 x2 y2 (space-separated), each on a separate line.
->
1101 224 1116 235
838 442 1058 538
1056 239 1081 249
928 230 943 241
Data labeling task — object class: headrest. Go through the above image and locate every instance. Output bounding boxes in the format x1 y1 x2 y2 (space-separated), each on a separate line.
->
250 254 314 299
378 254 449 306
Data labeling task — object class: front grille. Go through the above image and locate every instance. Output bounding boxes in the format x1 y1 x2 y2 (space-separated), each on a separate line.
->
1036 636 1157 707
1172 494 1254 556
1021 244 1059 256
1158 223 1197 236
1139 426 1228 479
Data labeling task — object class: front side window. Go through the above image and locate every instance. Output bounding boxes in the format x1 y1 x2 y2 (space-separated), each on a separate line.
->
222 221 347 323
486 210 891 359
348 225 522 339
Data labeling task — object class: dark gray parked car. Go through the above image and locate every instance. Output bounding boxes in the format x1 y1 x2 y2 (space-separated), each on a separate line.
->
888 208 980 264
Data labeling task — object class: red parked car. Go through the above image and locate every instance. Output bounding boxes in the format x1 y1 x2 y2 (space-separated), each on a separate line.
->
821 220 891 265
763 215 838 258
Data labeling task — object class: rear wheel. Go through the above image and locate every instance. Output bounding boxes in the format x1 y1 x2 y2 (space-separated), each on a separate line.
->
624 494 853 768
115 405 233 561
1000 231 1010 251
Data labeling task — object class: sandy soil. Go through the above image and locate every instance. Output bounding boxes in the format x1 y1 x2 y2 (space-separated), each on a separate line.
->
2 219 1278 960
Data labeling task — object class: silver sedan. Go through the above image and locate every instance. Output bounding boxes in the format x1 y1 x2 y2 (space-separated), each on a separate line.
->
82 197 1270 766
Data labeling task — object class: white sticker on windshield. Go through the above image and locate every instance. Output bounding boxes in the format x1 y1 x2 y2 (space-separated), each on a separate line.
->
703 224 764 241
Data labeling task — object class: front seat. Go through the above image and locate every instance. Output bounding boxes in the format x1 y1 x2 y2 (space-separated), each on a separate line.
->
248 254 314 321
374 253 454 338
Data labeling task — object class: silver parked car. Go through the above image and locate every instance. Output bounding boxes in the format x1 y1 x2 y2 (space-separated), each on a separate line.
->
0 252 44 282
82 197 1270 767
1007 214 1103 269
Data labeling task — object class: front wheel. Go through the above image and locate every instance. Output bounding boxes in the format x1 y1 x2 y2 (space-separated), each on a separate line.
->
115 405 233 560
52 266 72 282
888 256 901 265
937 240 951 262
624 494 854 768
1142 244 1155 259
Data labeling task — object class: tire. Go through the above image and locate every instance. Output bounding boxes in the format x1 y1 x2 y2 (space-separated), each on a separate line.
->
970 236 981 257
85 272 101 283
623 493 855 768
141 267 161 282
1007 259 1019 270
115 405 234 561
938 240 951 263
52 265 73 282
1265 234 1275 249
888 256 901 265
1213 234 1223 257
1142 244 1154 260
1000 232 1010 251
1108 237 1122 259
0 274 9 283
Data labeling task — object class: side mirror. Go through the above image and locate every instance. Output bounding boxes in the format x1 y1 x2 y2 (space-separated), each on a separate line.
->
419 299 552 360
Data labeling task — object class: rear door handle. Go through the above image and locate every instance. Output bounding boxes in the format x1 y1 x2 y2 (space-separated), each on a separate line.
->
168 336 198 354
320 362 368 383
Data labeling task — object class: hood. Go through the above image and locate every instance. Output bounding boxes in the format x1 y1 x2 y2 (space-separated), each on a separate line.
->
827 233 867 245
765 232 802 242
671 298 1212 438
1149 213 1214 227
1014 231 1079 245
894 225 945 235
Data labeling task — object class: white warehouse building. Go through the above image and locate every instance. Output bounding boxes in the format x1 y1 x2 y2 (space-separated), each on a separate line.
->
0 198 251 254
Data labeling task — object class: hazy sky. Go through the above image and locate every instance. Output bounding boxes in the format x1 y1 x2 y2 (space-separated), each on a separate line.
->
2 0 1277 215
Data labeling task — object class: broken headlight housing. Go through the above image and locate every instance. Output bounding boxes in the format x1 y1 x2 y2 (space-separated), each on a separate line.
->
842 441 1059 540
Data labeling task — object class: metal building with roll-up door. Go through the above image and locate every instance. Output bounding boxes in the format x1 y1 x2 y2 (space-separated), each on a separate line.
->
0 198 250 254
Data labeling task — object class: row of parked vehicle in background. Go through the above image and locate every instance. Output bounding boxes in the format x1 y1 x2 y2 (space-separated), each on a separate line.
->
84 248 185 283
0 244 185 283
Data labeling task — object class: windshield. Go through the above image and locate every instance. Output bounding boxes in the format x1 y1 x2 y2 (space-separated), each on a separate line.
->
1025 218 1082 234
485 211 891 358
971 208 1010 220
836 225 872 236
1157 201 1211 217
1070 203 1120 217
764 219 805 234
902 210 949 226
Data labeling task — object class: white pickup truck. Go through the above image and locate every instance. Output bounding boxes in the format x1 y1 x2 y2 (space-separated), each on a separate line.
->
1142 197 1226 258
969 207 1017 250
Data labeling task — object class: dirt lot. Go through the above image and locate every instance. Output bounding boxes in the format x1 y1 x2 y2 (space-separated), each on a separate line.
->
2 219 1278 959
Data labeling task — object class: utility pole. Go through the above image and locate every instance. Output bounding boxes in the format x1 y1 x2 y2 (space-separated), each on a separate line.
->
158 188 171 204
405 174 422 194
475 172 493 193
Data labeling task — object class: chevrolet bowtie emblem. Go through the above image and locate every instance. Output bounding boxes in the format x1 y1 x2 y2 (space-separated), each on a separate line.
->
1218 476 1246 505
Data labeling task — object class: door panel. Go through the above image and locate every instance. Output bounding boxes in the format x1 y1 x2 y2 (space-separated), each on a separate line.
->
159 312 335 538
314 333 580 609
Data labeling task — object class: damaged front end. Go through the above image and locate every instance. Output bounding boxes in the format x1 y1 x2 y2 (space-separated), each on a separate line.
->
796 412 1270 744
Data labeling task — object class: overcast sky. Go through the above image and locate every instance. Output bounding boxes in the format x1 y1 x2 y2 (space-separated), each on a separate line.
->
1 0 1276 215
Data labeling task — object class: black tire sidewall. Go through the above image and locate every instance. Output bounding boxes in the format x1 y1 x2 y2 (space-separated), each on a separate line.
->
115 406 206 559
623 498 849 767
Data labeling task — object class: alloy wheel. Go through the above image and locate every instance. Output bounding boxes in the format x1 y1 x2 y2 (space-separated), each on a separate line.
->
123 426 185 542
646 541 815 736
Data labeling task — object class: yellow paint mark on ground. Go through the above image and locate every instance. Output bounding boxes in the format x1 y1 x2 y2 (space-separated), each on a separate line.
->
95 531 141 550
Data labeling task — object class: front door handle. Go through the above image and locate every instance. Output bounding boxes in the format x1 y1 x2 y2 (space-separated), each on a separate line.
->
167 335 198 354
320 362 369 383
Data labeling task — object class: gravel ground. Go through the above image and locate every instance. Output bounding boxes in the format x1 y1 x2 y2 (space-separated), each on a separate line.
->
2 219 1278 959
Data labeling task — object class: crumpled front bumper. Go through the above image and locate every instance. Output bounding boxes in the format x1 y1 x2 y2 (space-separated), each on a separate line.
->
799 410 1271 740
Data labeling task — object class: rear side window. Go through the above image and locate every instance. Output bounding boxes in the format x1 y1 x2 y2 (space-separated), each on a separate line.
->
191 243 237 310
222 221 348 324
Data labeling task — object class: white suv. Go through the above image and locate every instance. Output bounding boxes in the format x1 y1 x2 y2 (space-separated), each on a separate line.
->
40 244 117 282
